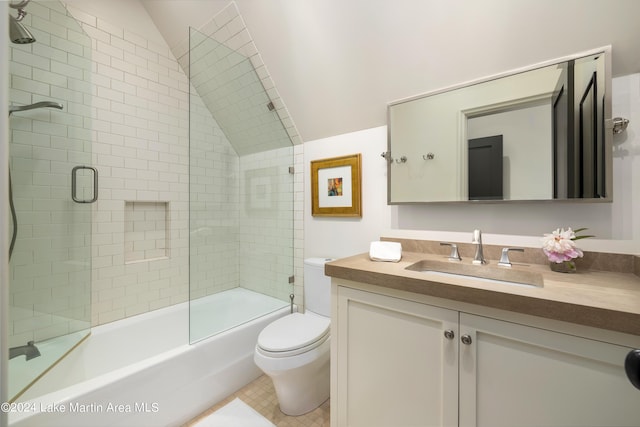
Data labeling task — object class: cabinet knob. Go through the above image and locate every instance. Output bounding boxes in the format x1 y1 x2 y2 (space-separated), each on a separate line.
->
625 349 640 390
444 330 455 340
461 334 473 345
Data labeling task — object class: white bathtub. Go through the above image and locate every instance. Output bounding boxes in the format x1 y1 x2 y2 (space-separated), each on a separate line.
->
9 288 290 427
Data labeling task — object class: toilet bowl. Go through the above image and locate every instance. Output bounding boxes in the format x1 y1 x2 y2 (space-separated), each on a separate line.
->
254 312 330 415
254 258 333 416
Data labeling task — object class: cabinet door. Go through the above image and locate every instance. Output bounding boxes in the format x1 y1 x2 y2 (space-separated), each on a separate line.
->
335 286 459 427
459 313 640 427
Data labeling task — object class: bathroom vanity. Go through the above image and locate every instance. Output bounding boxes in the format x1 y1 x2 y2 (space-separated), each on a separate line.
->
326 240 640 427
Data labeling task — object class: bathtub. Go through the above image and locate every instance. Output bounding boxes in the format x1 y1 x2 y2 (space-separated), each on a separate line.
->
9 288 290 427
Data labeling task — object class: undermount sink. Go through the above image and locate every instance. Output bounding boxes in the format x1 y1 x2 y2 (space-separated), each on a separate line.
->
406 259 544 288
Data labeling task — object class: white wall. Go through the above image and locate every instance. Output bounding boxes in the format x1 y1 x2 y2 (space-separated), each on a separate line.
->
304 126 390 259
304 74 640 257
209 0 640 143
611 73 640 245
64 0 166 46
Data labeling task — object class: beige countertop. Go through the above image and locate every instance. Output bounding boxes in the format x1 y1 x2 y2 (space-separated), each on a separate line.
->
326 251 640 336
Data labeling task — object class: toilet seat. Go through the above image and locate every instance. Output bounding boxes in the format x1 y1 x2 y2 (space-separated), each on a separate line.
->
257 313 330 358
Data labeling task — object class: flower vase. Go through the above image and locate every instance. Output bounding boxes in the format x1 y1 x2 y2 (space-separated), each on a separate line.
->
549 260 577 273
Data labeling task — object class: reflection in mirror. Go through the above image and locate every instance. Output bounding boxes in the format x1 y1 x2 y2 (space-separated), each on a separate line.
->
387 48 612 204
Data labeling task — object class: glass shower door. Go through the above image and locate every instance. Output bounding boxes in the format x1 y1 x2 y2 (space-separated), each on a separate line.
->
7 0 93 400
188 26 294 343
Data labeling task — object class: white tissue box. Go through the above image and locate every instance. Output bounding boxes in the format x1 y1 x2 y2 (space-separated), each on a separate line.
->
369 241 402 262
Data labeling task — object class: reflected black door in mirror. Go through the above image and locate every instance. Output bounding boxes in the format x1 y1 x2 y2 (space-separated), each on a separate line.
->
578 72 603 198
552 64 571 199
468 135 503 200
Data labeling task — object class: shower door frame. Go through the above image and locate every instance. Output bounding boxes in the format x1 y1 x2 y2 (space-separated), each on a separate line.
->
2 2 12 423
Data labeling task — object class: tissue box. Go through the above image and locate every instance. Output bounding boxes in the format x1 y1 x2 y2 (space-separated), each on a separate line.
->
369 241 402 262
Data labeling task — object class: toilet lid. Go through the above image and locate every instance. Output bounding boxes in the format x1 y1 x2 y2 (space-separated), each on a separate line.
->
257 313 330 353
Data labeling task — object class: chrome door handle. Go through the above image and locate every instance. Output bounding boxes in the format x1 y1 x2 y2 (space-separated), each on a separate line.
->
71 166 98 203
461 334 473 345
444 330 455 340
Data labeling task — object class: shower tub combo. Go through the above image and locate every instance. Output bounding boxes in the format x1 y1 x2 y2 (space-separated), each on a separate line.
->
9 288 290 427
5 2 297 426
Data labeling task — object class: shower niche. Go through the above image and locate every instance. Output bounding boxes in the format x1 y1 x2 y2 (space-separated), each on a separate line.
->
124 201 170 264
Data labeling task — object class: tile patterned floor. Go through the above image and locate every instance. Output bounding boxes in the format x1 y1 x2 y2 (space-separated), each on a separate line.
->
183 375 330 427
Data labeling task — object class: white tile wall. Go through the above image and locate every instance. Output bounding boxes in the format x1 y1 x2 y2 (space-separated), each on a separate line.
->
65 3 191 325
10 0 304 341
189 26 293 157
172 2 301 148
83 1 306 317
188 85 240 299
185 2 305 310
124 201 169 263
239 148 295 302
9 1 93 346
293 143 305 307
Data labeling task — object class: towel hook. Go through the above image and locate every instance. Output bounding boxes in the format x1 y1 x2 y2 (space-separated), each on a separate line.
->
613 117 630 134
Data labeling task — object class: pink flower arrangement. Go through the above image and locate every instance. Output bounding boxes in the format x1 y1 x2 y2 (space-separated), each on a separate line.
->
541 227 593 264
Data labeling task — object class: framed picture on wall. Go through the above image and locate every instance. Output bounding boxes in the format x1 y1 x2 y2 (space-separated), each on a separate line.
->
311 153 362 217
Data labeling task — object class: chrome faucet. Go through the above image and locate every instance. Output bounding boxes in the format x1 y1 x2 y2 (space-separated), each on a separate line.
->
440 242 461 261
472 229 486 265
498 247 525 267
9 341 41 361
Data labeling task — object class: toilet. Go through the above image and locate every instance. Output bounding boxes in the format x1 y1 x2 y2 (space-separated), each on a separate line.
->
254 258 332 416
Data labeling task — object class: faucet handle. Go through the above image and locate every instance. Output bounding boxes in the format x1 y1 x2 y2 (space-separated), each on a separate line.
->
498 247 525 267
440 242 461 261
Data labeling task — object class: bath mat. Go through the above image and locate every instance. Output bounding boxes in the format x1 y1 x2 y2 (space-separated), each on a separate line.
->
193 398 275 427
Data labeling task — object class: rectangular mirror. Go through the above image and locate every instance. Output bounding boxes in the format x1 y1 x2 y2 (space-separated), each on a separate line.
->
387 47 613 204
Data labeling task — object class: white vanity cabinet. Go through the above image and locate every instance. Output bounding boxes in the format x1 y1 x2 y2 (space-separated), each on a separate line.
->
458 312 639 427
334 286 459 427
333 284 640 427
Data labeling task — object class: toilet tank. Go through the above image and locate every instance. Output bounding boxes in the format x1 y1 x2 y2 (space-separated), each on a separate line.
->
303 258 333 317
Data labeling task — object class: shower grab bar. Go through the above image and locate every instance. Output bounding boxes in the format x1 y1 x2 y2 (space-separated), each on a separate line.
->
71 166 98 203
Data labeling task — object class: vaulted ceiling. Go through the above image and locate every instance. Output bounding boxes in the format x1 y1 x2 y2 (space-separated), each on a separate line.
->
140 0 640 143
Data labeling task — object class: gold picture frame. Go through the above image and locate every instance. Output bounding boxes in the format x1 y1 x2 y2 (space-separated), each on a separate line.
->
311 153 362 217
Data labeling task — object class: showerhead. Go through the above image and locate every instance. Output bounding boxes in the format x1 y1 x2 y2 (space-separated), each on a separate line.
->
8 0 35 44
8 101 63 116
9 14 36 44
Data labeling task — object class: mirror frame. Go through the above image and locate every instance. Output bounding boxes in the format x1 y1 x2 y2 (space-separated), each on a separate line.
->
387 46 613 205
